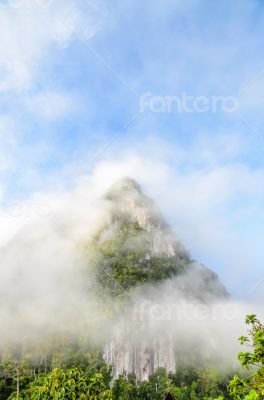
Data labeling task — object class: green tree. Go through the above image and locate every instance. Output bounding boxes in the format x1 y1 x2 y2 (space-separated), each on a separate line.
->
1 355 32 400
148 368 173 400
137 380 153 399
229 314 264 400
9 368 112 400
112 376 137 400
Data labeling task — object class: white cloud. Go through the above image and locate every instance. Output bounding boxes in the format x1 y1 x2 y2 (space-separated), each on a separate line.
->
25 90 76 120
0 0 103 198
0 0 101 92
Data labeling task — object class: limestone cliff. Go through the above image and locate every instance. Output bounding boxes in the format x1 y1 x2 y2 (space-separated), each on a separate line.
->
87 178 228 379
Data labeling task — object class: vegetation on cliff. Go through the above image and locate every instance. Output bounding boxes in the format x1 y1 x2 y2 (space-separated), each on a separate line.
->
86 219 190 296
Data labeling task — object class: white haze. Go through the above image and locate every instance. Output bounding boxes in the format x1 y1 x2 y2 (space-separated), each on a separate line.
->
0 164 262 369
129 280 261 367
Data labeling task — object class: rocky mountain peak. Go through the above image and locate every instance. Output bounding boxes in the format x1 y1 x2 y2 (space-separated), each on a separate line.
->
107 177 142 194
89 178 228 301
105 177 167 232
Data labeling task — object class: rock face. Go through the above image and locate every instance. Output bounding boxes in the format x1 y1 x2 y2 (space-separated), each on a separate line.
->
90 178 228 379
104 327 177 381
104 177 185 257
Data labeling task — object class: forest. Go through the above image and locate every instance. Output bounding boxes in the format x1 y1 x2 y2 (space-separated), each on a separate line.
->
0 314 263 400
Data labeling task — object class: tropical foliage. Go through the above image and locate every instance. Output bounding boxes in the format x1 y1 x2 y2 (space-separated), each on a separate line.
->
229 315 264 400
1 315 263 400
87 219 189 296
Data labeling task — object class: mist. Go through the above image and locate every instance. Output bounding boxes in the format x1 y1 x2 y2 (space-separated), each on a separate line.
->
0 164 262 373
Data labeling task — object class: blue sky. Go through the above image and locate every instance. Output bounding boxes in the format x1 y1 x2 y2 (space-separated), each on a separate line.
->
1 0 264 299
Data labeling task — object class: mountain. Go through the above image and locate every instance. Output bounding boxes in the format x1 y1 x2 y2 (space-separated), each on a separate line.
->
0 177 228 379
88 177 228 300
87 178 229 380
0 177 231 385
